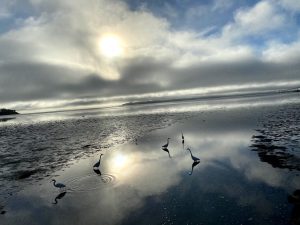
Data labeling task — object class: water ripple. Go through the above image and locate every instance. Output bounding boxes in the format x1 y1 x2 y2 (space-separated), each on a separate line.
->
66 173 117 193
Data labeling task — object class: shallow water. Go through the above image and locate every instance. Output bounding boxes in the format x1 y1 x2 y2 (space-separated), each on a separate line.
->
0 93 300 225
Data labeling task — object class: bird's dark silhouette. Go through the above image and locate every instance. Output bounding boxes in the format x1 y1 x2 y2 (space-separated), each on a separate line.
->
189 161 200 175
93 168 102 176
52 191 67 204
93 154 104 168
162 147 171 158
51 179 66 190
162 138 171 148
186 148 200 162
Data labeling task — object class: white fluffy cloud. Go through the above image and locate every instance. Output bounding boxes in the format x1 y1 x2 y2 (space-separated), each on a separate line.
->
263 37 300 63
223 1 286 39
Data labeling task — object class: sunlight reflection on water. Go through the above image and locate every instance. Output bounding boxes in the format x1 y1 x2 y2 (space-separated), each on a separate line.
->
0 93 299 225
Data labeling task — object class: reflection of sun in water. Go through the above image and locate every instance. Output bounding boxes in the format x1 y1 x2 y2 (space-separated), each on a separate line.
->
113 154 127 168
99 35 123 58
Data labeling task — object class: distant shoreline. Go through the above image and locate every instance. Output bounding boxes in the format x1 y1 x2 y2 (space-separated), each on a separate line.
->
123 88 300 106
10 87 300 115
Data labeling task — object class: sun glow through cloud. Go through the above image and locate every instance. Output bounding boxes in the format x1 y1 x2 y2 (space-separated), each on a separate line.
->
99 35 124 58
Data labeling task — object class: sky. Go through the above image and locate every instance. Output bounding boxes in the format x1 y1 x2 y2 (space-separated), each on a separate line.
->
0 0 300 112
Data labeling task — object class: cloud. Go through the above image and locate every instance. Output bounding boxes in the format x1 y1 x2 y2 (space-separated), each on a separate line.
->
279 0 300 11
212 0 234 11
222 0 286 40
0 0 299 111
263 38 300 63
0 62 108 101
0 0 14 20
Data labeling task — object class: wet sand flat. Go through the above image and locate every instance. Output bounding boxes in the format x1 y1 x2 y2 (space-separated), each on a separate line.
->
0 94 300 225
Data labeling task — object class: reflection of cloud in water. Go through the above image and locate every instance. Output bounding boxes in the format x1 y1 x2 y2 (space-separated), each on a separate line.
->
2 101 300 225
104 121 294 217
107 149 182 196
181 125 299 191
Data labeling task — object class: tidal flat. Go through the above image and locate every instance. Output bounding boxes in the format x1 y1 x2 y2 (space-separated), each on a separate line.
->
0 93 299 225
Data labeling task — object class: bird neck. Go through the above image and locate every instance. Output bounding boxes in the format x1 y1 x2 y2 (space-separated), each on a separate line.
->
52 180 56 185
188 149 193 157
167 139 169 144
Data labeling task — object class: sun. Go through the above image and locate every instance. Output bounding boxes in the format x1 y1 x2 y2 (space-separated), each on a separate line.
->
99 35 123 58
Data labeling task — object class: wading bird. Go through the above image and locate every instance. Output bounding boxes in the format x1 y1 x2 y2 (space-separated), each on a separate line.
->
186 148 200 162
162 138 171 148
51 179 66 190
93 154 104 168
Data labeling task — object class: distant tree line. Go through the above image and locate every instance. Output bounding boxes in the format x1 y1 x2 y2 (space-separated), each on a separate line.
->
0 108 19 115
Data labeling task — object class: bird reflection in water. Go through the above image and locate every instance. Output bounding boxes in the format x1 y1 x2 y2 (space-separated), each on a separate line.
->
288 190 300 225
189 161 200 175
181 131 185 149
52 191 67 205
0 205 6 215
162 147 171 158
93 168 102 176
94 168 109 183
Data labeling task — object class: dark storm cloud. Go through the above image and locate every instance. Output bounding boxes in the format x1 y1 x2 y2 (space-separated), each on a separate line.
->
119 56 300 92
0 62 111 102
0 59 166 104
1 55 299 104
169 60 300 89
